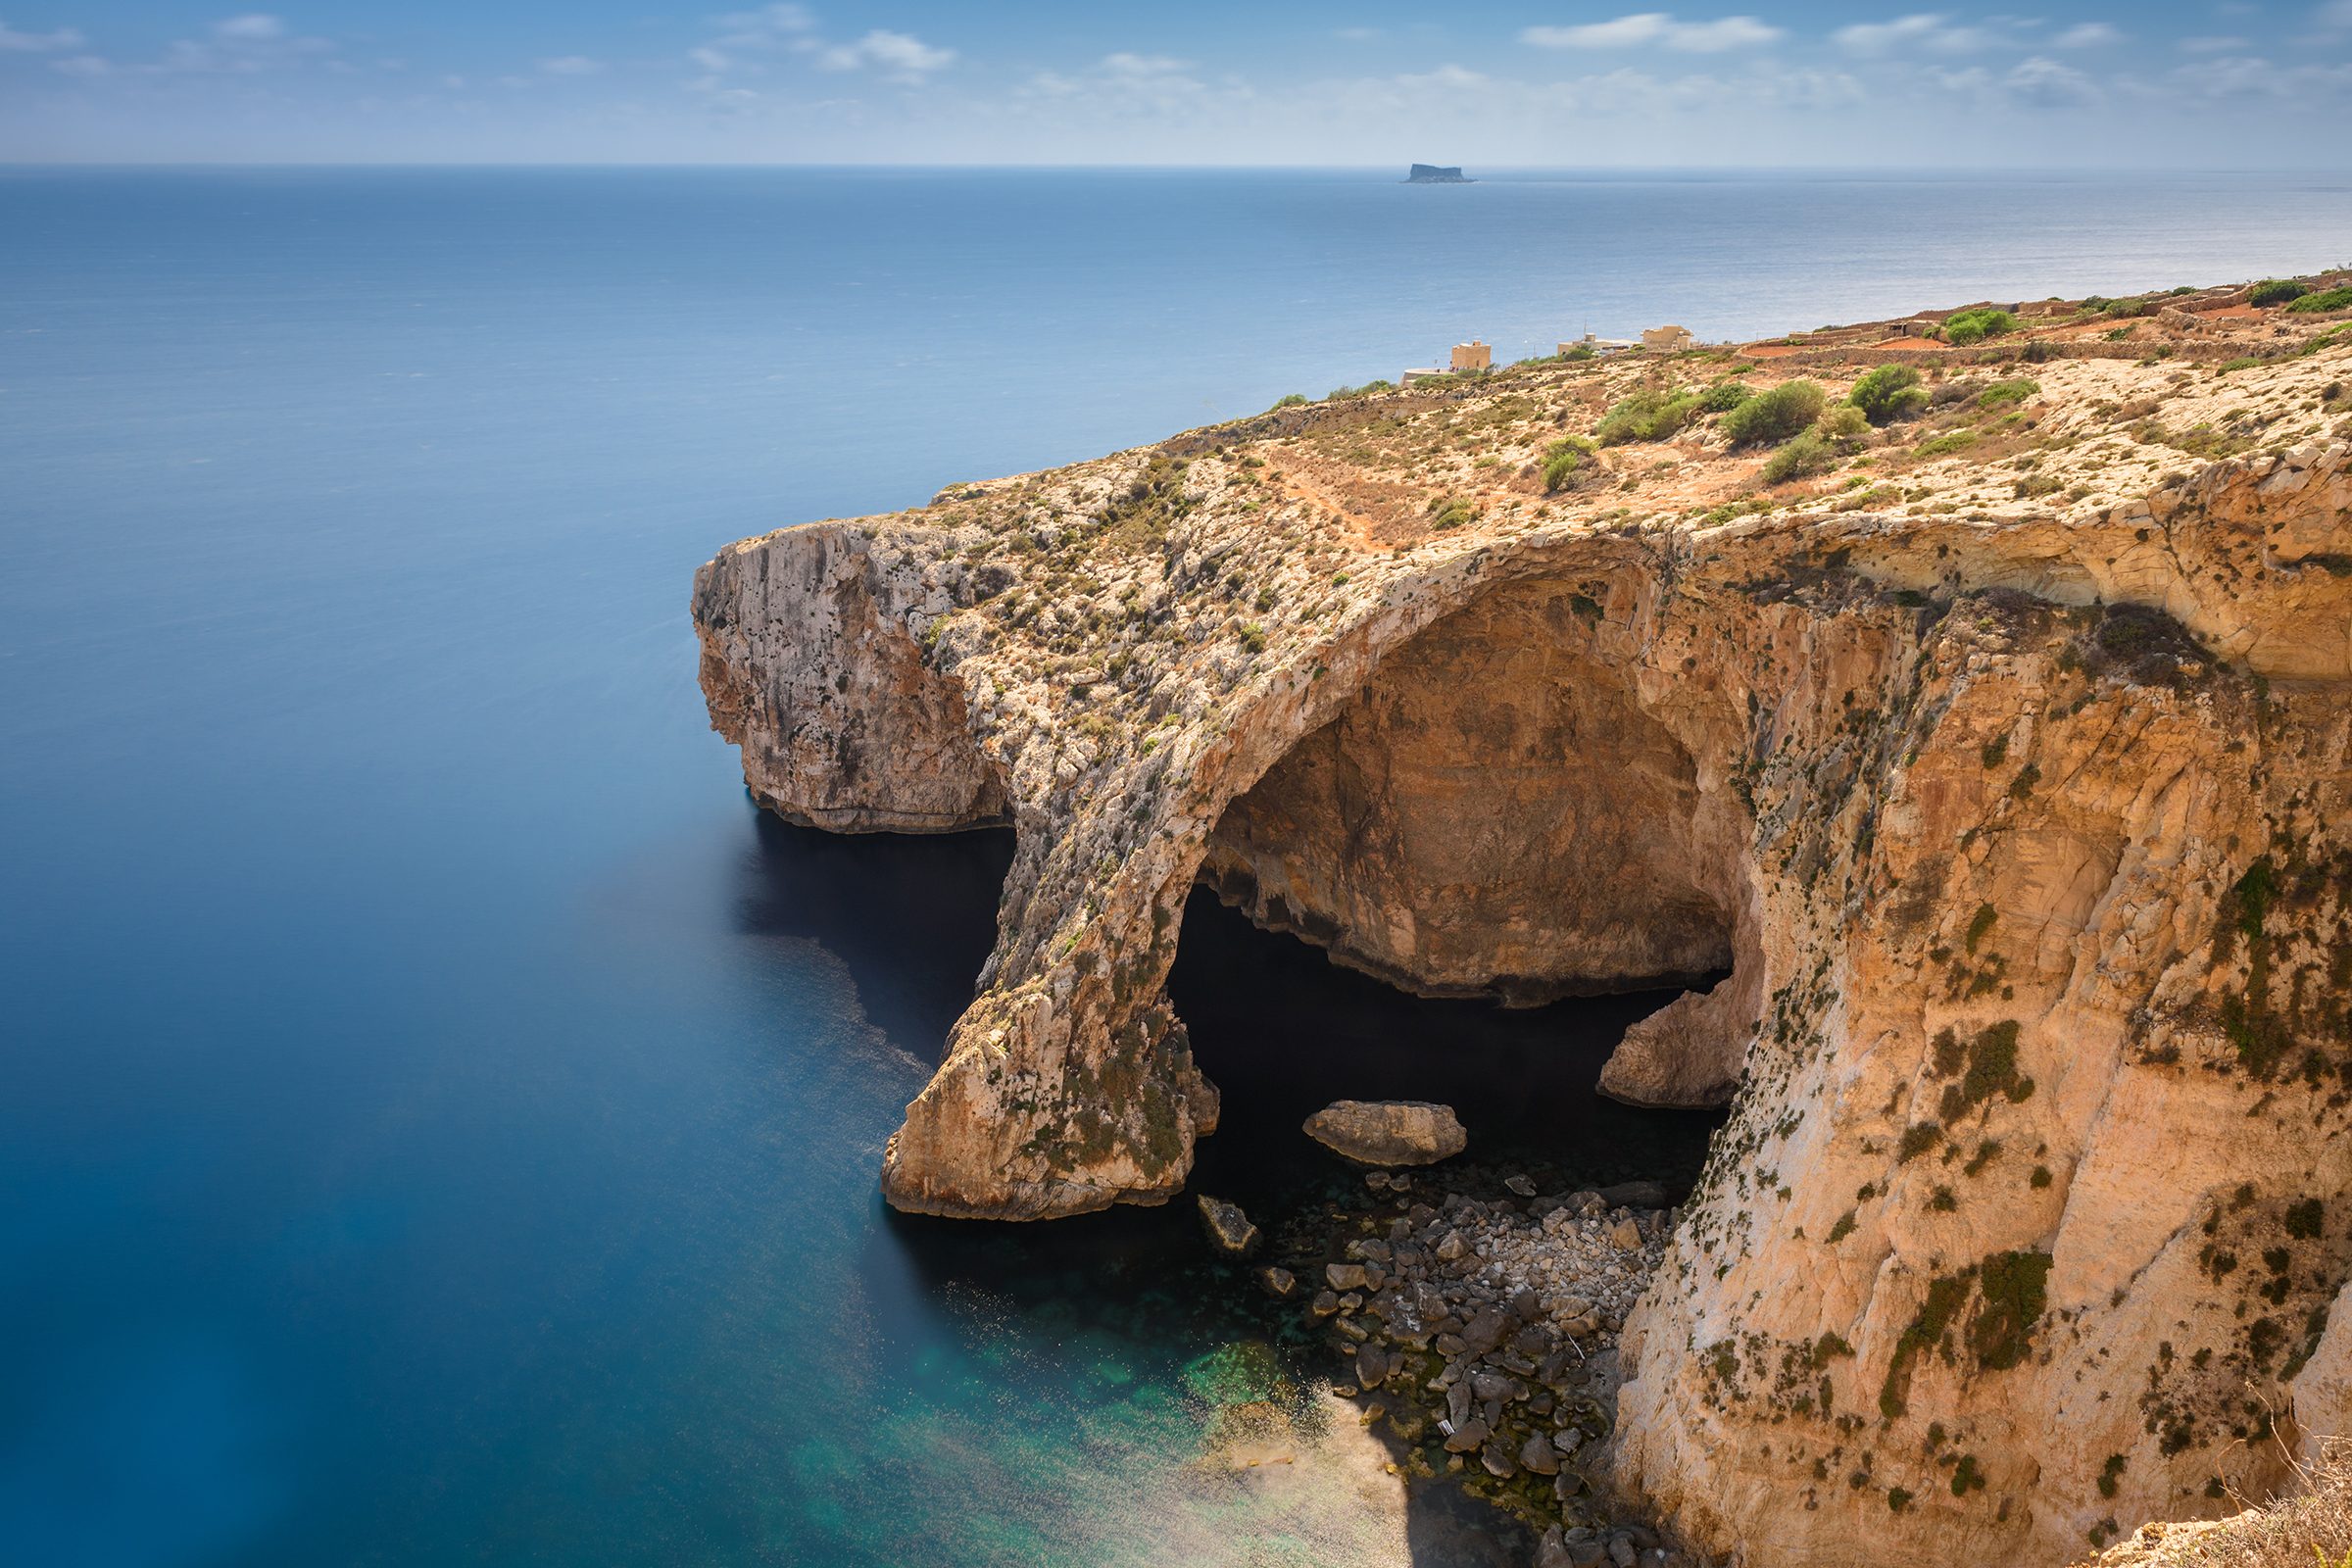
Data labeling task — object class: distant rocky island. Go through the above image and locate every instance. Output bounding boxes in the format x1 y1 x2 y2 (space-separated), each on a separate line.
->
1405 163 1472 184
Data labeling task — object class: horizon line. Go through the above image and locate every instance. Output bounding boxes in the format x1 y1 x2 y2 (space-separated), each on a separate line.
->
3 160 2345 176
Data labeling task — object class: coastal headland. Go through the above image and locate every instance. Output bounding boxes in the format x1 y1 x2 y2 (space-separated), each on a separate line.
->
695 278 2352 1566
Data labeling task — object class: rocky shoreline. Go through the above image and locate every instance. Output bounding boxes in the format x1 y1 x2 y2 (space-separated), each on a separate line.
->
1215 1152 1703 1568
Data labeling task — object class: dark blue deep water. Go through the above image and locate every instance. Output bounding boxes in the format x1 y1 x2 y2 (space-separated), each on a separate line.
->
5 168 2350 1568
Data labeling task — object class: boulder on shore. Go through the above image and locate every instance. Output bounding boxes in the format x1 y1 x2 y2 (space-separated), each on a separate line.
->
1196 1194 1260 1256
1302 1100 1467 1166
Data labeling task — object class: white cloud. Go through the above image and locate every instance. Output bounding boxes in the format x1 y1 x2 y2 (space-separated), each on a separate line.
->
539 55 602 75
714 3 815 35
144 14 331 73
1832 13 1997 54
1015 51 1241 119
1522 13 1785 52
2052 22 2123 47
2319 0 2352 29
1667 16 1785 49
2160 53 2352 99
49 52 108 75
817 28 954 81
2174 53 2289 95
706 4 818 61
1399 63 1492 89
1100 52 1192 76
0 19 83 51
1525 14 1674 48
2002 54 2101 106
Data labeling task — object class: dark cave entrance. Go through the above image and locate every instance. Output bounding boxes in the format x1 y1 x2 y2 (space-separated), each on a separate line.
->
1168 572 1753 1208
1166 885 1727 1216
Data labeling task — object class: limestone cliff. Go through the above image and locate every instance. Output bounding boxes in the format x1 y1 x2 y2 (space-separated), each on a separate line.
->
694 294 2352 1565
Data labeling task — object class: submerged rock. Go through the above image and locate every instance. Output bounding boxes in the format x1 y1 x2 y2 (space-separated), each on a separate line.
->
1196 1194 1260 1256
1301 1100 1467 1166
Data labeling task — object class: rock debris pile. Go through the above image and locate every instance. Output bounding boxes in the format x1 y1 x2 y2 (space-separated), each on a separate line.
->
1274 1171 1703 1565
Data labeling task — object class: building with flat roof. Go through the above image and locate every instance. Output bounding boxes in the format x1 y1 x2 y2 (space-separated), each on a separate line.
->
1642 324 1696 353
1450 340 1493 371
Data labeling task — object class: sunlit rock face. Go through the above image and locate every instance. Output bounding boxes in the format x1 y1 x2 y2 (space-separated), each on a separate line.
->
695 329 2352 1567
1200 575 1743 1006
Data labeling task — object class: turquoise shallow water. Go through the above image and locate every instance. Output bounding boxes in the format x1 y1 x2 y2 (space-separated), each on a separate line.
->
4 167 2349 1567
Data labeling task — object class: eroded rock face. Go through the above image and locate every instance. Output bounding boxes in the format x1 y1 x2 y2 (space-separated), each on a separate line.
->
693 525 1007 832
1200 581 1744 1004
694 331 2352 1565
1302 1100 1469 1166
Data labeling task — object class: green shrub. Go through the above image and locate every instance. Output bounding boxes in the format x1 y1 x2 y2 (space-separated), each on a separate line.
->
1976 377 2041 409
1816 404 1872 451
1426 495 1478 530
1696 380 1751 413
1270 393 1308 410
1542 436 1594 492
1594 387 1700 445
1944 308 2019 346
1721 379 1826 446
1761 431 1835 484
2249 278 2308 308
1561 342 1596 362
1327 379 1396 400
1764 405 1874 483
2287 286 2352 314
1915 428 1979 458
1848 364 1929 425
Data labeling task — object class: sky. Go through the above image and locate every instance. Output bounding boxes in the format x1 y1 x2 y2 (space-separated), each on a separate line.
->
4 2 2351 165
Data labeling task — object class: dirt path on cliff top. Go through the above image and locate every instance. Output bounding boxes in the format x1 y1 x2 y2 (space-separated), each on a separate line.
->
1259 451 1420 549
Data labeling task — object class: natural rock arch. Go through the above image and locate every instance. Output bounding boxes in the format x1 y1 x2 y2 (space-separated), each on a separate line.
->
1194 571 1762 1106
693 371 2352 1568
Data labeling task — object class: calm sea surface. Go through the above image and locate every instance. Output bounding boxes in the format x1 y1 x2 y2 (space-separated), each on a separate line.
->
4 168 2348 1568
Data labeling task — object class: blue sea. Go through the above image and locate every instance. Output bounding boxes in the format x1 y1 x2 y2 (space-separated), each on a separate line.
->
4 167 2350 1568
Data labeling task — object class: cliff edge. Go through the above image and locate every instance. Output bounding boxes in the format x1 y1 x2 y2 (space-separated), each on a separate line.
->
694 289 2352 1566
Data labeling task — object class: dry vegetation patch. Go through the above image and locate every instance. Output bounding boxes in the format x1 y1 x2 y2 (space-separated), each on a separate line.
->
2082 1445 2352 1567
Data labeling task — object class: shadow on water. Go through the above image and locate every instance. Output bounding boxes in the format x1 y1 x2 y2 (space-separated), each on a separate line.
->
730 814 1729 1566
732 808 1016 1054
